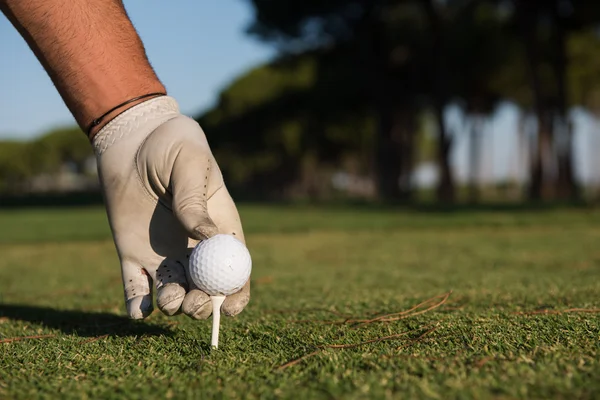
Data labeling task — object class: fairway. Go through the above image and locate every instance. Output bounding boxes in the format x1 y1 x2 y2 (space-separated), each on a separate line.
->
0 205 599 399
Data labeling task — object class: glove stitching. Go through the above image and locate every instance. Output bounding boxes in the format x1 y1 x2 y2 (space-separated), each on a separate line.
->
94 98 176 149
94 106 147 151
96 110 174 155
93 97 180 155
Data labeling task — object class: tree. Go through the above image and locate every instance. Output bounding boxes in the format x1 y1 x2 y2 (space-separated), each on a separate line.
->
203 0 600 204
449 1 508 202
419 0 456 202
198 54 376 199
0 141 31 192
244 0 431 201
0 126 93 194
509 0 600 200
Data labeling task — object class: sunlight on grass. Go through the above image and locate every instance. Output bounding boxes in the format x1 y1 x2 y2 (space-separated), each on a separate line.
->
0 206 599 399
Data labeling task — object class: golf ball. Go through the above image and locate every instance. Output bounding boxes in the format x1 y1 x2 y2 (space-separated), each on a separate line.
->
189 234 252 296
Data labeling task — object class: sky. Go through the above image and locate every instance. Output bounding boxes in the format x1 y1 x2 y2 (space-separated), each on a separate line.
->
0 1 597 184
0 1 274 139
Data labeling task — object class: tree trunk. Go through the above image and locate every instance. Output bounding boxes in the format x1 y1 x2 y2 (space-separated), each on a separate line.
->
355 6 409 202
394 108 416 199
516 0 555 201
516 112 529 200
552 3 578 200
375 102 403 200
421 0 455 203
435 108 454 203
528 112 555 201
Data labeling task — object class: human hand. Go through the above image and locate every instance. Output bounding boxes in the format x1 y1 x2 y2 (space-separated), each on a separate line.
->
92 96 250 319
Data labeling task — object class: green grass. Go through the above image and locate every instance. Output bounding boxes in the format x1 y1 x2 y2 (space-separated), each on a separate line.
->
0 205 599 399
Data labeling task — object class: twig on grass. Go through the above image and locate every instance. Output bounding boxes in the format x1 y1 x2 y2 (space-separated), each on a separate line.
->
277 325 439 370
79 334 109 344
350 292 452 328
512 308 600 316
278 350 322 370
395 325 439 350
474 356 494 368
276 293 452 370
287 291 452 327
265 308 353 319
0 334 55 344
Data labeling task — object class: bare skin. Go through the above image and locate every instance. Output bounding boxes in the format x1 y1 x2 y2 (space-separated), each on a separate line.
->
0 0 166 139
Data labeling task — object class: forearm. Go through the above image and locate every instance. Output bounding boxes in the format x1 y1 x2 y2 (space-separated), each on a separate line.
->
0 0 166 137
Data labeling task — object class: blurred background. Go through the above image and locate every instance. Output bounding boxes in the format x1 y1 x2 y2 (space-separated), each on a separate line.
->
2 0 600 206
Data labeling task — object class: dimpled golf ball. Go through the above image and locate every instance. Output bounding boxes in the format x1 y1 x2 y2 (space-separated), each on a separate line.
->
189 234 252 296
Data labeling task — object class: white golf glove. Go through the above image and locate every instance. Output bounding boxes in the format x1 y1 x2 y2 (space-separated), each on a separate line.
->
92 96 250 320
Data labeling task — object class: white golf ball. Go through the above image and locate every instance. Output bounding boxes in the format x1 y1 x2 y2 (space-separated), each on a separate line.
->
189 234 252 296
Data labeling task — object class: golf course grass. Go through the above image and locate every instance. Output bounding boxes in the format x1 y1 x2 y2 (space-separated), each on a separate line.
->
0 205 599 399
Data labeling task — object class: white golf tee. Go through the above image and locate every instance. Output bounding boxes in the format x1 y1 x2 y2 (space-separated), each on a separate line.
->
210 295 226 348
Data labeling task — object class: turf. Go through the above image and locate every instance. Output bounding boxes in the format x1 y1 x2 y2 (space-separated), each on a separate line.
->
0 205 599 399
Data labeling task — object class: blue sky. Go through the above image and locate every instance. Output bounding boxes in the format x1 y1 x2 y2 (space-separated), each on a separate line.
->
0 1 273 139
0 1 597 184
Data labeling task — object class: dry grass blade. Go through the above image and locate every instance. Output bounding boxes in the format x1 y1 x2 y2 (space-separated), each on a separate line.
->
277 293 452 369
512 308 600 316
0 334 55 344
325 325 437 349
395 326 439 349
277 325 439 370
287 292 452 327
265 308 352 318
277 350 322 370
350 291 452 328
79 334 109 344
359 292 451 322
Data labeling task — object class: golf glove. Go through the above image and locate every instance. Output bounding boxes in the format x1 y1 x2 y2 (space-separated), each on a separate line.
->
92 96 250 320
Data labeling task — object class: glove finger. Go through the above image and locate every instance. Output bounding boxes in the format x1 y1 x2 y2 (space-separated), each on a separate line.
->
182 289 213 320
155 258 188 316
173 144 249 320
121 260 154 320
182 281 250 319
171 143 219 241
222 280 251 317
180 245 211 319
182 186 250 319
210 185 250 317
205 185 245 242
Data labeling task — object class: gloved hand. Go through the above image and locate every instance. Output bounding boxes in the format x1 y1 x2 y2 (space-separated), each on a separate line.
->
92 96 250 320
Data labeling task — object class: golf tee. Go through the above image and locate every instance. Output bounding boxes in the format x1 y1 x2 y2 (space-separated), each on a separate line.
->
210 295 226 348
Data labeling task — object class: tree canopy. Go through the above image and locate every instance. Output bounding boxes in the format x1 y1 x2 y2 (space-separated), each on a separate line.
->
197 0 600 201
4 1 600 203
